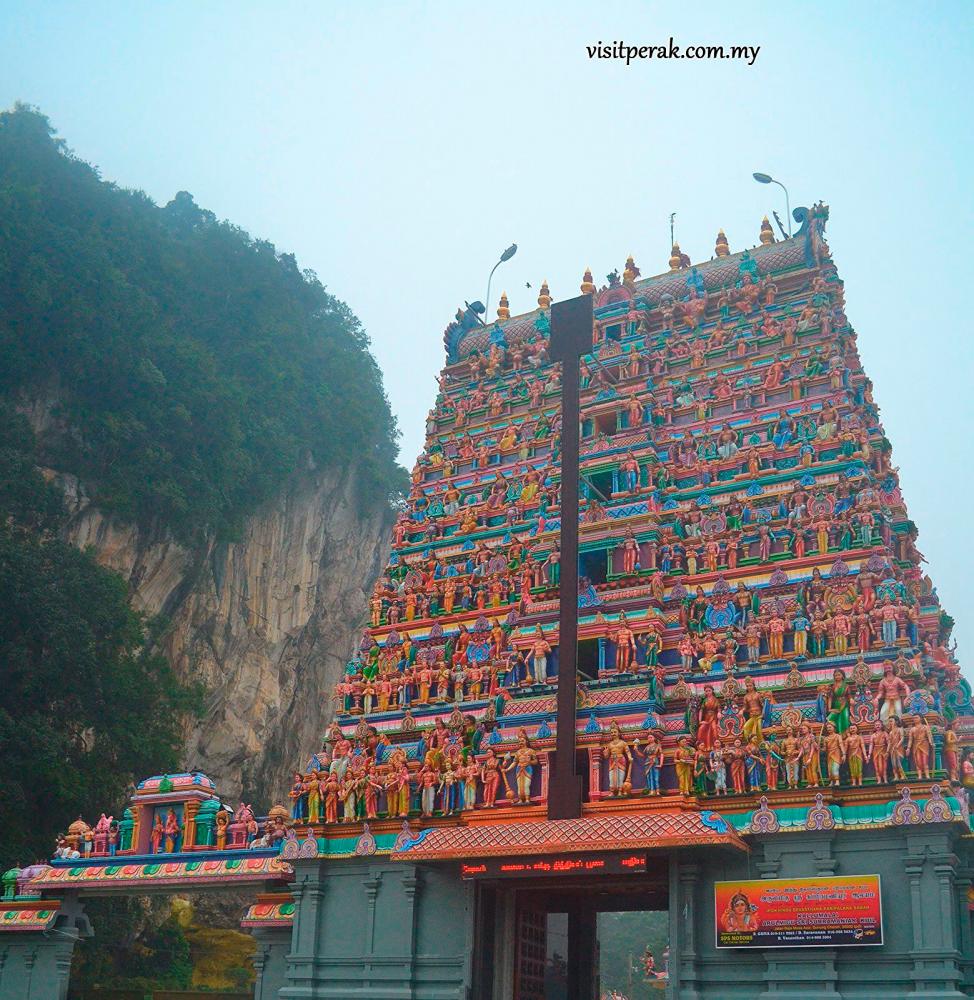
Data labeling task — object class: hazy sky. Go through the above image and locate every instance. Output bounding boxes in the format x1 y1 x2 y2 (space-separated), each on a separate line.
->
4 1 973 657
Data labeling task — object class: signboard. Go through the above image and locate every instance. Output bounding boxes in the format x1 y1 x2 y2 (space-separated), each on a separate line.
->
714 875 883 949
460 852 646 880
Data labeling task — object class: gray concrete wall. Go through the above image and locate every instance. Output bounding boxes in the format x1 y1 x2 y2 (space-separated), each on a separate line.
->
280 857 474 999
254 925 293 1000
277 829 972 1000
669 827 974 1000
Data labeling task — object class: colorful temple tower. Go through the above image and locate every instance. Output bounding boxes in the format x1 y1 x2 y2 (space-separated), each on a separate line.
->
267 203 973 998
4 205 974 1000
323 203 966 820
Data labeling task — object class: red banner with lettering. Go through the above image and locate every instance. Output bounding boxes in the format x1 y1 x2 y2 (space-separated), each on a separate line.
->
715 875 882 948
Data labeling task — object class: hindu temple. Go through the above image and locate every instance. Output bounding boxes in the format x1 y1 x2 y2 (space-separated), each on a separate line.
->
3 204 973 999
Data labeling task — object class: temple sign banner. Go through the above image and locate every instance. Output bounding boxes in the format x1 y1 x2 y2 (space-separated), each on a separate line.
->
714 874 883 948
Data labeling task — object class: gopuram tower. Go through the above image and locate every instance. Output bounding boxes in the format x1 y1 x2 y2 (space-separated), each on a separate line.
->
299 203 973 999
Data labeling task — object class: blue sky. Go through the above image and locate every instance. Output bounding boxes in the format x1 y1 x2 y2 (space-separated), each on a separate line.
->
4 1 973 656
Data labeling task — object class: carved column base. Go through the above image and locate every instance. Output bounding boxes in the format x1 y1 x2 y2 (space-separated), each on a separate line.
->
758 949 842 999
906 950 968 1000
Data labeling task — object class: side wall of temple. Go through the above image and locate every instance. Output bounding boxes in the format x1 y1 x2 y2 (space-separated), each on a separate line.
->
275 832 973 999
280 857 474 999
671 827 974 1000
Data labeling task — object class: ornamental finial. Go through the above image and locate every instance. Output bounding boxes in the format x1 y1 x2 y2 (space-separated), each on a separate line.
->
580 267 595 295
537 279 551 310
623 255 640 287
759 216 775 245
715 229 730 257
497 291 510 321
669 243 683 270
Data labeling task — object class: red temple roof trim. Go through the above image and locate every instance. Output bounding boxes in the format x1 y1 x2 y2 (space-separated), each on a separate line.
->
389 810 746 861
240 892 296 929
0 901 59 932
26 854 293 893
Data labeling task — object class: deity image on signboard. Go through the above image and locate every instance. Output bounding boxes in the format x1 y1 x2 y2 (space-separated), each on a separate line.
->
719 891 760 933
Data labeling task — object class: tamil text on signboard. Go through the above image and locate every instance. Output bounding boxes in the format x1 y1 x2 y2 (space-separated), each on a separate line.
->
714 875 882 948
460 853 647 879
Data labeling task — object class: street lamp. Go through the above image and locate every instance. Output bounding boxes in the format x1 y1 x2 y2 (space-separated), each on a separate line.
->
485 243 517 322
752 172 792 237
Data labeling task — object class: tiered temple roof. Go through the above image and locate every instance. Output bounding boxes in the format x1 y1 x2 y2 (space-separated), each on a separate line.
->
313 202 972 845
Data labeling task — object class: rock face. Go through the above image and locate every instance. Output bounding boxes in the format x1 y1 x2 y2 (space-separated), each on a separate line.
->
54 465 392 805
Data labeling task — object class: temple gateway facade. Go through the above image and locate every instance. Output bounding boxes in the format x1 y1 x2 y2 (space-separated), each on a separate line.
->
2 207 973 999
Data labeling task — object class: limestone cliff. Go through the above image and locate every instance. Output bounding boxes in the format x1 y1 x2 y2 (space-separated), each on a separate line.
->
51 462 392 805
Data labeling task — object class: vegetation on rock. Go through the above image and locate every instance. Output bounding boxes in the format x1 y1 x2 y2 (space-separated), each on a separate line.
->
0 104 405 543
0 404 200 870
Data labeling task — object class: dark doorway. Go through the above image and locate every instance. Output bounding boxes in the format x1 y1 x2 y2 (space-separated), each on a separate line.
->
472 865 669 1000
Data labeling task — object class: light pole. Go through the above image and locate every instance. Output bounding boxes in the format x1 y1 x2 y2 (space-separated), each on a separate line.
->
752 172 792 237
484 244 517 321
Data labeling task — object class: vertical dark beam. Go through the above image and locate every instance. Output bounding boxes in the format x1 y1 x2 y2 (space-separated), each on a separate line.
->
547 293 592 820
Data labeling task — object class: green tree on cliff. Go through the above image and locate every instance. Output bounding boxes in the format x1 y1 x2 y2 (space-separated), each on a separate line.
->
0 103 405 542
0 406 199 868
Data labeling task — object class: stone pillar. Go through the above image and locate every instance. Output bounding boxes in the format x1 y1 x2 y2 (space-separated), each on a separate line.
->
282 857 325 998
954 862 974 995
588 748 603 801
362 872 382 956
401 865 421 964
183 800 199 849
904 833 967 1000
539 751 551 802
759 951 842 999
671 856 702 1000
492 888 517 1000
0 895 91 1000
567 906 598 1000
252 926 291 1000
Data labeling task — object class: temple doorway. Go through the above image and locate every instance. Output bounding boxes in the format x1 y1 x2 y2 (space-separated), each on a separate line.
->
471 864 669 1000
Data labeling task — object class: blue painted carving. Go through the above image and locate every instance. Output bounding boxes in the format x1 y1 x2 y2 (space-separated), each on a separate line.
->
705 602 738 630
468 642 490 664
443 302 486 362
578 585 603 609
395 828 433 853
700 811 729 834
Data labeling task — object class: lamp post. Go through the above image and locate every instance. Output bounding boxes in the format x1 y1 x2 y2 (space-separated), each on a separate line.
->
752 172 792 237
484 244 517 321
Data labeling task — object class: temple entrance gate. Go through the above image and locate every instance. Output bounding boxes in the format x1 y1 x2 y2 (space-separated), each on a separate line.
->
468 858 669 1000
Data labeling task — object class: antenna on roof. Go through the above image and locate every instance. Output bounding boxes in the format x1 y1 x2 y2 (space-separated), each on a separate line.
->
772 210 789 241
669 213 676 249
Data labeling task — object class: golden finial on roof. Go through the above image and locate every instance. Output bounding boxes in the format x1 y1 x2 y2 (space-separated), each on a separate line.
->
537 279 551 310
497 291 510 321
669 243 683 271
580 267 595 295
715 229 730 257
759 216 775 245
623 255 640 287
